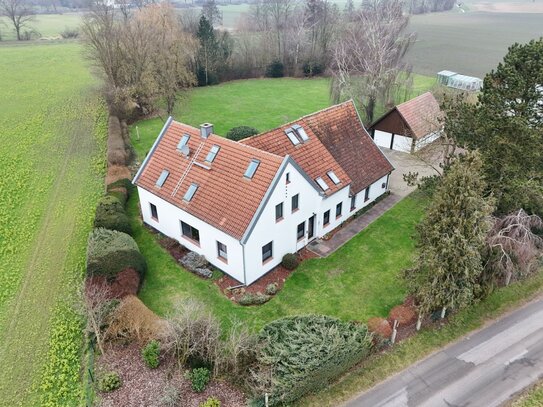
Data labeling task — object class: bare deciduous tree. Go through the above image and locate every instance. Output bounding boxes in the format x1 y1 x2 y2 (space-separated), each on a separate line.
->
331 0 416 124
81 280 114 355
486 210 543 286
0 0 35 41
81 2 196 119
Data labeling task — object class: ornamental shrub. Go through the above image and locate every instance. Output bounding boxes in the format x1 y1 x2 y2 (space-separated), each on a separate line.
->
94 195 132 234
200 397 221 407
265 283 278 296
250 315 373 406
281 253 299 270
87 228 147 280
142 340 160 368
97 371 121 393
188 367 211 393
389 304 417 326
226 126 259 141
107 187 128 207
107 177 135 196
265 60 284 78
238 292 271 306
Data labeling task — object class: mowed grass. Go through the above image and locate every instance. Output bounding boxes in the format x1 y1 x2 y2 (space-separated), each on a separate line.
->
130 74 436 158
0 42 106 406
131 186 425 331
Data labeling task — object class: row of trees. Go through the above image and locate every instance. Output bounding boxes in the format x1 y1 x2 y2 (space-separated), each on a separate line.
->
404 38 543 322
81 0 416 124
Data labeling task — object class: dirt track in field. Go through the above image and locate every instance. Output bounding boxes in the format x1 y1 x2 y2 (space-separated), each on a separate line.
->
0 115 97 406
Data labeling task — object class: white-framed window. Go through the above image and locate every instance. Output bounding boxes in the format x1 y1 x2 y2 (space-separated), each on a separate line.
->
217 241 228 260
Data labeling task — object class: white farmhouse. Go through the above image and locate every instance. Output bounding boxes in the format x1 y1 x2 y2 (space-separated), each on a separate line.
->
370 92 443 153
133 101 394 285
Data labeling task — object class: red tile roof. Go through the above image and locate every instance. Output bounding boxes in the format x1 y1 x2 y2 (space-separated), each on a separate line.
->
134 121 284 240
304 101 394 195
241 117 352 196
394 92 442 140
244 101 394 195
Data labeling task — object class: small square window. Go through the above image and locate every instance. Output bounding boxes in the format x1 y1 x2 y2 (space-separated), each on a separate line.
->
275 202 283 221
336 202 342 218
150 203 158 220
181 221 200 243
323 210 330 226
262 242 273 262
297 221 305 240
217 241 228 260
291 194 299 212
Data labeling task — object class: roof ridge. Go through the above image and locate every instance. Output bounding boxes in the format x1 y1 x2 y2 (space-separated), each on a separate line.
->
171 120 284 161
396 91 433 109
241 100 356 143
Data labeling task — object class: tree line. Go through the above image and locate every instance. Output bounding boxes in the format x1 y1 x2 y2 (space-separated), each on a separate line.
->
79 0 416 124
404 38 543 324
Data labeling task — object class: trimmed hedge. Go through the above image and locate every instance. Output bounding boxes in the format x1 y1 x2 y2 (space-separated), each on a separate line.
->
107 178 134 196
226 126 259 141
94 195 132 234
250 315 373 406
87 228 146 280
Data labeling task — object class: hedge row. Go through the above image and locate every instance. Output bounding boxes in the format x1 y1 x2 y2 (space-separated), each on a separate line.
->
250 315 373 406
87 228 146 280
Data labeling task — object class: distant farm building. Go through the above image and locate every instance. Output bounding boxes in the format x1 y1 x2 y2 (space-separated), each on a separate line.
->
369 92 443 154
437 70 483 91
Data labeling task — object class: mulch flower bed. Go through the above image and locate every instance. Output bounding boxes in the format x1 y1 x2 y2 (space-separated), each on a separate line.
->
97 342 246 407
215 248 318 303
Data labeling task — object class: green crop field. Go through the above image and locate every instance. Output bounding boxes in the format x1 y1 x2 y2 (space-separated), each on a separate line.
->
0 12 83 40
0 42 106 406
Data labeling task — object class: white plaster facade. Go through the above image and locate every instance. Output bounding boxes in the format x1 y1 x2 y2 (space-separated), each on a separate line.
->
138 167 390 286
373 129 441 153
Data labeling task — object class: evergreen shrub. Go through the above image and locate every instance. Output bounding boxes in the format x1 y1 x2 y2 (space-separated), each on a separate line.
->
250 315 373 406
87 228 147 279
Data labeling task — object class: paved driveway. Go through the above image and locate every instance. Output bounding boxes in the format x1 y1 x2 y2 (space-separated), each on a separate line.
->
382 147 440 197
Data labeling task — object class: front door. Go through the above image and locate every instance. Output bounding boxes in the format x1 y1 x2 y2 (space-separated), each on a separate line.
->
308 215 315 240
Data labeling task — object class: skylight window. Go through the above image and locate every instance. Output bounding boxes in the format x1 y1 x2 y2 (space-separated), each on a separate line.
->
327 170 340 185
292 124 309 142
177 134 190 150
205 145 220 163
315 177 329 191
244 159 260 179
156 169 170 187
183 183 199 202
285 129 301 146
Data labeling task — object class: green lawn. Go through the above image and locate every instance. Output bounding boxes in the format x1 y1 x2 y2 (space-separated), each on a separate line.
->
513 381 543 407
130 75 436 158
0 42 106 406
131 190 425 331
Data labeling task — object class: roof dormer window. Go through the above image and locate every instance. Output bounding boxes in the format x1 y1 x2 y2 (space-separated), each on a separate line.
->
285 128 301 145
244 159 260 179
177 134 190 150
156 169 170 187
315 177 329 191
327 170 340 185
205 145 220 163
183 183 199 201
292 124 309 142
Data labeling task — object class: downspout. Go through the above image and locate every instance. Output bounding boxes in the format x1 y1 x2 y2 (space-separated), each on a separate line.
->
241 241 247 286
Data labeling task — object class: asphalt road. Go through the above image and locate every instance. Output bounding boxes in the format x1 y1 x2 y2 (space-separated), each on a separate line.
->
345 297 543 407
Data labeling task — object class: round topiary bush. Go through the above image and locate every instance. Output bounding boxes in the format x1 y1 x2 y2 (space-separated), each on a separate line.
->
265 283 278 296
225 126 259 141
87 228 147 280
281 253 299 270
97 371 121 393
266 59 284 78
94 195 132 235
